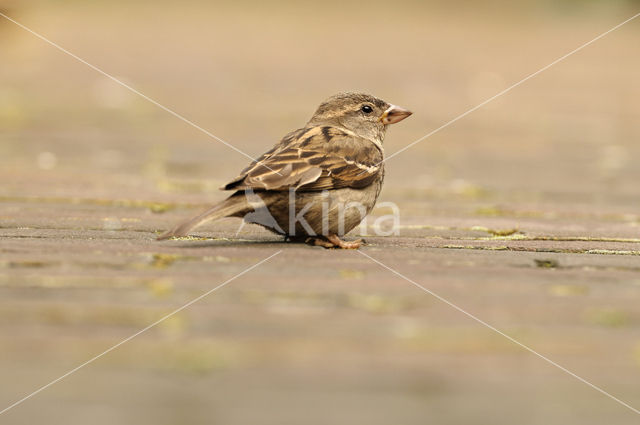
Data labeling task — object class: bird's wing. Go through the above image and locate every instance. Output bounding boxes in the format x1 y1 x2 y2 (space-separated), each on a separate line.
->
223 125 383 192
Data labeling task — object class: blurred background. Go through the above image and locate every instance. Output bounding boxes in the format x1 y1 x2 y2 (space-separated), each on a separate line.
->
1 0 639 208
1 0 639 424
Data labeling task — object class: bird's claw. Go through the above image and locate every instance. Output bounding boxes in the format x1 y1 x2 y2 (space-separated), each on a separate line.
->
299 235 362 249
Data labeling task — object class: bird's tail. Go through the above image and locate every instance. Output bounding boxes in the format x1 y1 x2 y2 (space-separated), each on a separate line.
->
157 195 248 240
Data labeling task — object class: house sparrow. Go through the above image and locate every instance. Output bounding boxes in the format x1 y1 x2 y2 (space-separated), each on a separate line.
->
158 92 411 248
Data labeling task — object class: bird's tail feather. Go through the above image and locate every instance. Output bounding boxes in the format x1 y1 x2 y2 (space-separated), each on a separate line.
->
157 195 247 240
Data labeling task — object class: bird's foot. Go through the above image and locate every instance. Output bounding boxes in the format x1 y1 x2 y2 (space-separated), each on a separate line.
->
306 235 362 249
326 234 362 249
286 234 362 249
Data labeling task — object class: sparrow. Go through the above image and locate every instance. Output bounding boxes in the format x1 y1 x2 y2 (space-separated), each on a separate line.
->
158 92 412 248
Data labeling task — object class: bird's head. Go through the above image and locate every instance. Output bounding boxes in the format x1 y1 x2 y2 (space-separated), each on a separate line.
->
308 92 412 143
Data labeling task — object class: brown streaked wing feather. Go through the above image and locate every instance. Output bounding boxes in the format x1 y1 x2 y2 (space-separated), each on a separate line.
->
223 126 383 192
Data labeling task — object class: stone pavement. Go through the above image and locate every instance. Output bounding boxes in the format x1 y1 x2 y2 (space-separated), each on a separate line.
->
1 193 639 424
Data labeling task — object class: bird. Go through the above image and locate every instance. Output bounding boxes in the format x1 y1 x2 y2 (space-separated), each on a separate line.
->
158 92 412 249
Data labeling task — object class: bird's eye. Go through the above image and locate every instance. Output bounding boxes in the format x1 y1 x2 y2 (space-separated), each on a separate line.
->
361 105 373 114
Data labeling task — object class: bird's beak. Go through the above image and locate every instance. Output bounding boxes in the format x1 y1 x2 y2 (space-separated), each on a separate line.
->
380 104 412 124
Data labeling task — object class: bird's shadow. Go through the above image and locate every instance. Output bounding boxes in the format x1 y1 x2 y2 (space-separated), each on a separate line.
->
159 235 298 249
156 235 369 249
